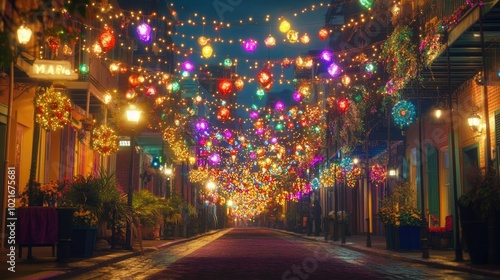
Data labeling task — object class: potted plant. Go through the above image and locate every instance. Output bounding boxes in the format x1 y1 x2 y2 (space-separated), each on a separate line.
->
71 205 99 257
458 167 500 265
132 189 168 240
377 182 422 251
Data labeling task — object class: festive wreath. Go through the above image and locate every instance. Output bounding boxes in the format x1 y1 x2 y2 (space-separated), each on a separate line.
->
34 87 72 131
370 164 386 186
91 125 118 156
392 100 416 128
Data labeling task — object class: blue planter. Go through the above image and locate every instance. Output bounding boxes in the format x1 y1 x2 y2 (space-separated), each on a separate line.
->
71 227 97 257
384 225 396 250
398 226 421 251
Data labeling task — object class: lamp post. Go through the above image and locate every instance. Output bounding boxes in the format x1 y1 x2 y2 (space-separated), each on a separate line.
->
164 165 173 198
125 104 141 250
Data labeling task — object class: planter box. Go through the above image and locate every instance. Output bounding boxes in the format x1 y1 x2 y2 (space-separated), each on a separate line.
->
385 225 420 251
71 227 97 257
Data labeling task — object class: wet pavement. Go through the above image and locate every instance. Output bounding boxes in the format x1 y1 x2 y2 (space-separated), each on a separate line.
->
1 228 499 280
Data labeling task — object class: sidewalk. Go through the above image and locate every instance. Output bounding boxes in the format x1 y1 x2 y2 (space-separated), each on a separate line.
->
0 230 222 280
276 229 500 279
2 228 499 279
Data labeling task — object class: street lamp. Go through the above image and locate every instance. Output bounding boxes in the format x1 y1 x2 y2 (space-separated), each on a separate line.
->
164 165 173 198
125 104 141 250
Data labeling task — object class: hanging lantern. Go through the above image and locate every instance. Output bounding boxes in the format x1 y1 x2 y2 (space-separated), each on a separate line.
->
327 62 341 77
162 73 171 83
218 79 233 96
202 45 213 58
318 28 329 40
257 69 273 87
286 30 299 43
249 110 259 119
263 81 273 91
145 85 157 97
295 56 304 68
300 33 310 44
92 41 103 56
274 101 285 112
217 107 231 121
223 58 233 68
92 125 119 156
341 75 351 87
109 63 120 76
136 22 152 42
255 88 266 99
279 20 291 33
320 50 333 62
293 91 302 102
254 119 264 129
98 26 116 52
128 74 140 87
337 98 349 113
360 0 374 9
62 44 73 57
303 56 313 69
182 60 195 72
298 84 312 98
281 58 292 69
198 36 209 46
167 81 180 93
17 24 32 44
242 39 258 52
195 119 209 132
234 77 244 91
264 34 276 47
46 36 60 53
364 62 376 75
125 88 136 100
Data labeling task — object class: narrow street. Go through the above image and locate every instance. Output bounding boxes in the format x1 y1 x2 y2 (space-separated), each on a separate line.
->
68 228 495 280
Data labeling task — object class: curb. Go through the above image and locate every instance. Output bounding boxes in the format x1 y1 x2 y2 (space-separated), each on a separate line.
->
47 229 225 280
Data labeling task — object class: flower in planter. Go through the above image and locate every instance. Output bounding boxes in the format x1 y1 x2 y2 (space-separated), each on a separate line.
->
377 182 421 227
73 206 98 227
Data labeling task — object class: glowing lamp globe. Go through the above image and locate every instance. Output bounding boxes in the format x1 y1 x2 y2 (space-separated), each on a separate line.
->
281 58 292 69
327 62 341 77
120 65 128 74
128 74 140 87
234 78 244 91
318 28 329 40
223 58 233 68
136 23 152 42
364 62 376 74
218 79 233 96
300 33 310 44
298 84 312 98
286 30 299 44
320 50 333 62
264 35 276 47
242 39 258 52
274 101 285 112
341 75 351 87
202 45 213 58
182 61 194 72
275 123 284 131
217 107 231 121
279 20 291 33
17 24 32 44
79 64 89 75
198 36 208 46
125 88 136 100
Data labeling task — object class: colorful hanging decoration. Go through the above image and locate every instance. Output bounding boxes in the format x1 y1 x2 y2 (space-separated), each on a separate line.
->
337 98 349 113
359 0 374 9
320 50 333 62
182 60 195 72
128 74 140 87
370 164 386 186
286 30 299 43
62 44 73 57
217 107 231 121
223 58 233 68
79 64 89 75
327 62 341 77
202 45 213 58
318 28 329 40
279 20 291 33
256 88 266 99
218 79 233 96
242 39 258 52
98 26 116 52
281 58 292 69
198 36 209 46
92 125 118 156
35 87 72 131
109 63 120 76
234 78 244 91
136 22 152 42
392 100 416 128
46 36 60 53
257 69 273 87
264 35 276 47
300 33 310 44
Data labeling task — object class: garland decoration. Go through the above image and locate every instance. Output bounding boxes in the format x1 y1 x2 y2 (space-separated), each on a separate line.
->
91 125 118 156
34 86 72 131
392 100 416 128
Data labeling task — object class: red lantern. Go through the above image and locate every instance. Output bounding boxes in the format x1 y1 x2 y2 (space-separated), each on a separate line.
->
99 28 116 52
128 74 140 87
120 65 128 74
257 69 273 87
218 79 233 96
318 28 329 41
217 107 231 121
338 98 349 113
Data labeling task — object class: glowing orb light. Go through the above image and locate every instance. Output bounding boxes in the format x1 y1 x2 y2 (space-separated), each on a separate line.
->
202 45 213 58
182 60 194 72
242 39 258 52
320 50 333 62
327 62 341 77
264 35 276 47
279 20 291 33
274 101 285 112
136 23 152 42
318 28 329 40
